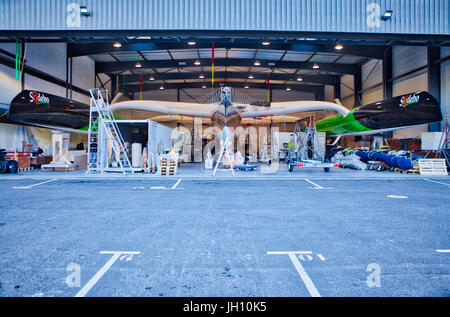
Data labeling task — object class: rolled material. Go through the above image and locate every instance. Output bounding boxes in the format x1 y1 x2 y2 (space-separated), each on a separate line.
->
329 149 414 170
131 143 142 168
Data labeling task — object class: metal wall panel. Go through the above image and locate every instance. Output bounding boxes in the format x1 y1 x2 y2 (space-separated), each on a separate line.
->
0 0 448 35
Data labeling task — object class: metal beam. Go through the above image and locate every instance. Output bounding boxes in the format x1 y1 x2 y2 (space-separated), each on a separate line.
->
117 72 339 86
4 30 450 44
333 78 341 100
3 37 449 49
69 40 385 59
382 46 393 138
124 82 323 95
96 58 359 75
428 46 441 132
354 66 362 107
383 46 393 100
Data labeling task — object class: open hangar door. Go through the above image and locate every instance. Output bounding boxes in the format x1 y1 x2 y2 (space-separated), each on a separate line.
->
0 1 449 173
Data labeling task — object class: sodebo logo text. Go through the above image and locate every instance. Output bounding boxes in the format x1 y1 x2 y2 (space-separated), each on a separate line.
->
29 91 50 105
399 94 420 108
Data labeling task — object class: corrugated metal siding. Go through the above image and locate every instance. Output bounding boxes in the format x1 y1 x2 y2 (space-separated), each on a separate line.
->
0 0 448 34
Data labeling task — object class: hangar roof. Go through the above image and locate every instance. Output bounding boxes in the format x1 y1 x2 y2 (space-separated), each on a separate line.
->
65 36 383 94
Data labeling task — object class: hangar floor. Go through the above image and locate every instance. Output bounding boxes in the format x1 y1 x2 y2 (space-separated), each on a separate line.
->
2 163 445 179
0 170 449 297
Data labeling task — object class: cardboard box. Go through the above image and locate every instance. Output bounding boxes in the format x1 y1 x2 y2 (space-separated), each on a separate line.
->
5 151 30 169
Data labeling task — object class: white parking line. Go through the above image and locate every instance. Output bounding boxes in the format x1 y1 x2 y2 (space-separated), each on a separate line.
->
150 186 166 189
316 254 326 261
75 251 140 297
423 179 450 187
436 250 450 253
304 179 324 189
171 179 182 189
12 178 58 189
387 195 408 199
304 179 332 190
267 251 321 297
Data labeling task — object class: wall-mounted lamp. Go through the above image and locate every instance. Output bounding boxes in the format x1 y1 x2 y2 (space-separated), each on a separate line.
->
79 6 91 16
381 10 393 20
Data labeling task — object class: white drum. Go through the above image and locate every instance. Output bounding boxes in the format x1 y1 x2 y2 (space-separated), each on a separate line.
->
131 143 142 168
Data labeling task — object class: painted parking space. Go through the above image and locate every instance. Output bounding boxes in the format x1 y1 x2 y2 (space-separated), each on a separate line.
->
0 177 449 296
423 178 450 187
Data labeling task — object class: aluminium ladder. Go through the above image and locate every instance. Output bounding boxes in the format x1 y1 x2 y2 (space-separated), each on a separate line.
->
87 89 134 175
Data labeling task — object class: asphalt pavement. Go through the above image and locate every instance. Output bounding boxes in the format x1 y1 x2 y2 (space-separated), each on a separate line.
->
0 174 449 297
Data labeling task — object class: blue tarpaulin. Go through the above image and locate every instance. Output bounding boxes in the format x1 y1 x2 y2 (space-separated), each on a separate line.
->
329 149 415 170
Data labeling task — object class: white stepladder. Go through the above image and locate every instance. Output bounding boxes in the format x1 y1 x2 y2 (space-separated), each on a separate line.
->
87 89 134 175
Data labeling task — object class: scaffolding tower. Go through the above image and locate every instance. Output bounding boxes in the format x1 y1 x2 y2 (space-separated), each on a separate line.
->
87 89 134 175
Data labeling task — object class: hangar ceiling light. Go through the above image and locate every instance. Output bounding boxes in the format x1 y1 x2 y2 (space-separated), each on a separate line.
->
194 60 201 65
159 85 164 90
244 84 249 89
135 62 142 68
149 75 155 81
198 74 205 79
286 86 291 91
254 60 261 66
113 42 122 48
334 43 344 50
262 40 270 46
248 74 254 79
202 84 207 89
187 40 196 45
312 63 320 69
297 76 303 81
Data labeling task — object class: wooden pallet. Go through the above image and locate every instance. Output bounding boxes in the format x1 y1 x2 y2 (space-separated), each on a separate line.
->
41 165 76 172
418 159 448 176
160 159 177 166
393 167 420 174
160 170 177 176
18 167 34 172
159 167 177 175
159 159 177 175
